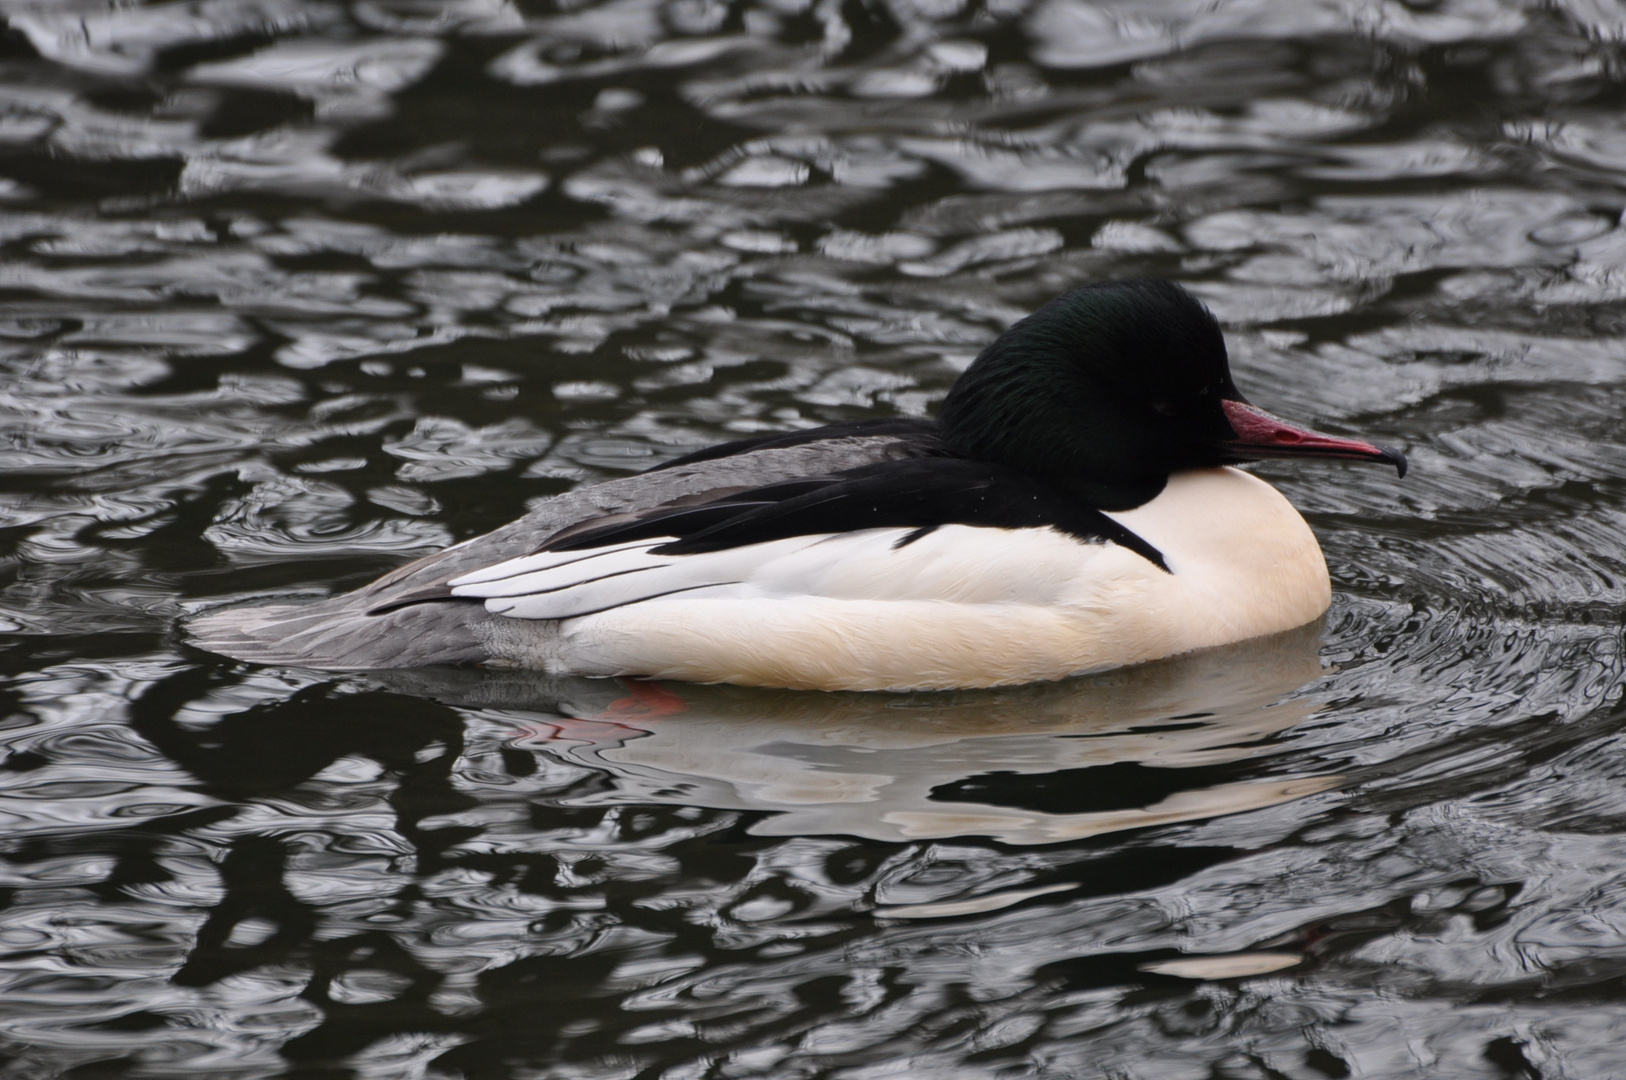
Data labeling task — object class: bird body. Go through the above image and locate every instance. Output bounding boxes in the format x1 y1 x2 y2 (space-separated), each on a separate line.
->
466 466 1328 690
188 280 1403 691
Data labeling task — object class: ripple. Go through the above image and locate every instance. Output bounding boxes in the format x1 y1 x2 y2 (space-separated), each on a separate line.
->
5 0 1626 1075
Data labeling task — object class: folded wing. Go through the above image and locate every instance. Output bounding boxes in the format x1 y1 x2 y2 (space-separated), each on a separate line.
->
446 458 1167 622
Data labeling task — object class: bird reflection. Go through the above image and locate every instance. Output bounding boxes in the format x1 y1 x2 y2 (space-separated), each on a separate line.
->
94 627 1342 1071
377 621 1336 846
121 664 477 992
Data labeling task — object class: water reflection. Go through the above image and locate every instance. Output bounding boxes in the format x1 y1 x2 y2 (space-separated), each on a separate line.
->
0 646 1335 1073
384 624 1333 846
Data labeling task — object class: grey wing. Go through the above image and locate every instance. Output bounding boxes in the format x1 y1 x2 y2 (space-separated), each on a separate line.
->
185 432 938 669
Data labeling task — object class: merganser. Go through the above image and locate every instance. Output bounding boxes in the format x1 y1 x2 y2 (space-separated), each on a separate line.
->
189 279 1406 691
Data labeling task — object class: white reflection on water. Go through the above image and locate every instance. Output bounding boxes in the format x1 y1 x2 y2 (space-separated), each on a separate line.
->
380 624 1334 845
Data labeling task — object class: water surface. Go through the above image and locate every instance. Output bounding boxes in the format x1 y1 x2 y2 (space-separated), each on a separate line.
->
4 0 1626 1076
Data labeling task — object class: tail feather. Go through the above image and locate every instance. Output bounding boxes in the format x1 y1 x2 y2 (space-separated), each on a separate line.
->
186 595 490 669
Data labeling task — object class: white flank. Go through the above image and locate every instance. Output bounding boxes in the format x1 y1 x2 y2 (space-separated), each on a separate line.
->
469 467 1332 691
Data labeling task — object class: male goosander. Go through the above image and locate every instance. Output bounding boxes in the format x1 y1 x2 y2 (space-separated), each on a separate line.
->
189 279 1405 691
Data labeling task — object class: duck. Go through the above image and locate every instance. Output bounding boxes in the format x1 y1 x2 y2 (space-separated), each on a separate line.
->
188 278 1406 692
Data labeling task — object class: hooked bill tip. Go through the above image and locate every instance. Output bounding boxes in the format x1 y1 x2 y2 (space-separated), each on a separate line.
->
1379 445 1408 479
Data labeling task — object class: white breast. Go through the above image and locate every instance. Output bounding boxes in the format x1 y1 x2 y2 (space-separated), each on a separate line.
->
1099 466 1332 653
470 467 1331 691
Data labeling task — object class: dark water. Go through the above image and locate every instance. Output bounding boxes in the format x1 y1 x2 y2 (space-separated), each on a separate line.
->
4 0 1626 1075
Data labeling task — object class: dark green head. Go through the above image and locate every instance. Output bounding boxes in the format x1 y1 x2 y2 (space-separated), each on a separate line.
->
938 279 1405 509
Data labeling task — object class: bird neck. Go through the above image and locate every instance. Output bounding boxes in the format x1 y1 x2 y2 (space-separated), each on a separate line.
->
938 359 1172 511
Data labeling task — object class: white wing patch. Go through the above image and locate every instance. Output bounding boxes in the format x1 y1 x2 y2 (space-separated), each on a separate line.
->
449 533 838 619
447 525 1103 622
446 537 656 587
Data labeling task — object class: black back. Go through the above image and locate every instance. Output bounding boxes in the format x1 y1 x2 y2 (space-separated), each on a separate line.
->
651 418 948 472
553 457 1167 569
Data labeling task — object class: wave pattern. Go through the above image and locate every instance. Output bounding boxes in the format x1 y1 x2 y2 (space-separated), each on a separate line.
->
5 0 1626 1075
